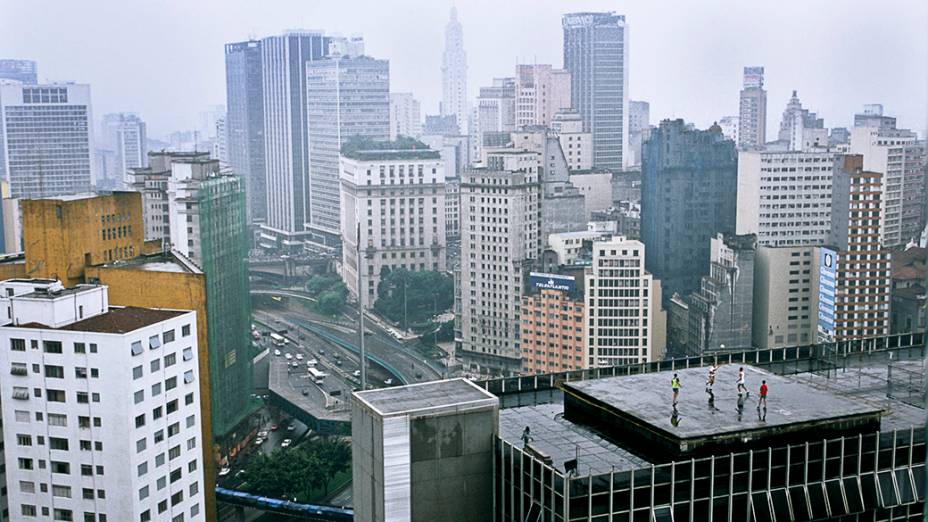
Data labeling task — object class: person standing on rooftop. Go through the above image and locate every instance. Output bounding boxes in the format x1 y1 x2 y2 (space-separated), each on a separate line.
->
671 373 681 408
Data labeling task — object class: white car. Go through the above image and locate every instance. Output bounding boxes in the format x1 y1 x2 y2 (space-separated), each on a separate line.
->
280 439 292 448
257 430 268 438
218 467 231 477
384 378 394 385
254 437 264 446
284 353 293 360
352 370 361 377
307 359 318 367
274 349 281 356
295 354 304 361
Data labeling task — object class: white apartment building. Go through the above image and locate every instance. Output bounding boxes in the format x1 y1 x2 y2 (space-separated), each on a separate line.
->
849 126 926 248
585 236 660 367
456 151 541 374
736 150 837 246
340 144 446 308
0 83 94 199
514 64 571 128
445 176 460 239
0 281 205 522
547 230 606 265
752 246 819 349
552 110 593 171
389 93 422 140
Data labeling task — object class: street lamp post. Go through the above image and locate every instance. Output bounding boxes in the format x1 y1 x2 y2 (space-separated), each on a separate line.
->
356 224 367 391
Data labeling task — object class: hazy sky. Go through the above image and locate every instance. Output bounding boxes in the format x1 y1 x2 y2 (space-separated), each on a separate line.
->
3 0 926 138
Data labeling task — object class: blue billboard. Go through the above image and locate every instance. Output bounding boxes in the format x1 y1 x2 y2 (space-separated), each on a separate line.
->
529 272 576 293
817 247 837 341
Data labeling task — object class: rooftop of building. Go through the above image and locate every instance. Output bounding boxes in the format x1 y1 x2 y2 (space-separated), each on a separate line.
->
16 283 95 300
93 251 202 275
354 378 497 416
492 337 925 473
339 136 440 161
23 191 136 203
13 306 186 334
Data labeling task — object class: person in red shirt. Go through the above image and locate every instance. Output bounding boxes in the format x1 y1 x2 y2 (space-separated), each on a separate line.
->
758 380 768 409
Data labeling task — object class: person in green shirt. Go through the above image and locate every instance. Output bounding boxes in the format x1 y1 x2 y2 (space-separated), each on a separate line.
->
671 373 681 408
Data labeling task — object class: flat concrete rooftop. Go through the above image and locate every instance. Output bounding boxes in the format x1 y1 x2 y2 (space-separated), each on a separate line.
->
561 365 883 459
355 378 497 417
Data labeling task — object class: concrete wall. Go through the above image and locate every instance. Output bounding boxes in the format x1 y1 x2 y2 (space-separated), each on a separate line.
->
570 171 612 218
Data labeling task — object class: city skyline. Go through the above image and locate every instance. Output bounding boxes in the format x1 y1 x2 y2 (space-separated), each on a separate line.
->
1 0 925 138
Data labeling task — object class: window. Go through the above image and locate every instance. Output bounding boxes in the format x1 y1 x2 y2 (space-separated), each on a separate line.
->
18 458 33 470
170 488 184 503
21 505 37 517
50 461 70 474
15 410 30 422
153 406 163 420
141 510 151 522
134 390 145 404
157 476 167 490
168 422 180 437
186 414 195 428
12 386 29 400
138 461 148 476
186 437 197 450
74 342 85 353
163 330 175 344
43 341 63 354
158 500 168 513
80 440 91 451
51 484 71 498
17 434 32 446
45 365 64 378
135 414 145 428
181 324 190 337
182 347 193 361
154 430 165 444
76 392 89 404
47 389 66 402
82 488 94 500
11 338 25 351
184 370 194 383
169 445 180 460
49 437 68 451
136 438 147 453
150 359 160 372
184 392 194 405
138 485 149 500
164 353 176 367
165 377 177 391
48 413 67 426
131 341 143 356
149 335 161 350
152 382 162 396
20 481 35 493
53 508 73 521
90 343 97 353
81 464 93 476
133 365 143 379
74 367 87 379
188 460 198 473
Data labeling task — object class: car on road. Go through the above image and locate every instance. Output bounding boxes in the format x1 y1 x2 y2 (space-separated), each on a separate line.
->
284 353 293 360
257 431 268 438
415 371 423 379
290 361 300 368
280 439 292 448
301 388 309 396
384 378 394 385
287 424 296 432
296 354 303 361
270 424 279 431
254 437 264 446
352 370 361 377
218 467 231 477
274 349 281 356
307 359 318 367
331 389 342 397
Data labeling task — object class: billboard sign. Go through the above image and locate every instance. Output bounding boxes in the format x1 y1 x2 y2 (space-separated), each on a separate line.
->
817 247 837 341
529 272 576 293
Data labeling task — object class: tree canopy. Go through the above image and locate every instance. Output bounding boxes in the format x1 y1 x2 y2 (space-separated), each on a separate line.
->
241 437 351 501
373 269 453 329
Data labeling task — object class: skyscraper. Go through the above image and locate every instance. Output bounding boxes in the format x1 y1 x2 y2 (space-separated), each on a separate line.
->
389 92 422 140
777 90 824 150
737 66 766 149
441 6 468 134
641 120 738 301
562 12 629 171
0 59 37 84
305 54 390 249
0 83 94 198
475 77 516 158
627 100 650 166
259 31 330 251
225 39 266 223
514 64 571 128
101 112 147 186
456 151 542 374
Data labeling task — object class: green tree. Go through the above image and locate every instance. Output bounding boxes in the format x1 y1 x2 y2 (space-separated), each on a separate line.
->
316 290 345 316
240 438 351 501
373 269 453 329
305 274 341 296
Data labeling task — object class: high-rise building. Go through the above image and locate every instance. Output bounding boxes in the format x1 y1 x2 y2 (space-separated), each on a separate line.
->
196 104 225 142
514 64 571 128
441 7 468 134
627 100 650 167
736 150 837 246
306 54 390 249
0 282 206 522
777 90 824 150
829 155 892 341
224 39 266 223
389 92 422 140
339 138 446 307
853 103 896 130
0 83 94 198
669 233 755 356
718 115 739 143
552 109 593 171
259 31 331 251
101 112 147 187
752 245 820 350
520 285 585 374
737 66 766 149
641 120 737 301
585 236 665 366
0 59 37 84
475 77 516 158
456 151 542 374
849 123 926 248
562 12 628 171
128 151 210 247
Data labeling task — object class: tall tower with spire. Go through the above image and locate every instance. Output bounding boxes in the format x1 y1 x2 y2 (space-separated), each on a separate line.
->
441 6 468 134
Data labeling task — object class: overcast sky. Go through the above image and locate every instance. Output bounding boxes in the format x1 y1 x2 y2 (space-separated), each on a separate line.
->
3 0 925 139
